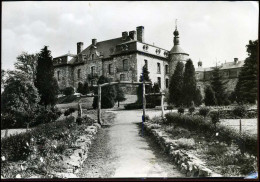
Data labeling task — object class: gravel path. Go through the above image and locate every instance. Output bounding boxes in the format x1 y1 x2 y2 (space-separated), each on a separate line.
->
79 110 184 178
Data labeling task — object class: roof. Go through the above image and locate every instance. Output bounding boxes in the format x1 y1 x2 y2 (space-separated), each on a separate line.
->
54 53 77 58
170 45 189 55
68 37 124 64
195 60 245 72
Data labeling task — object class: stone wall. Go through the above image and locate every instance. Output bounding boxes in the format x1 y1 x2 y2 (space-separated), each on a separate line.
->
143 122 222 177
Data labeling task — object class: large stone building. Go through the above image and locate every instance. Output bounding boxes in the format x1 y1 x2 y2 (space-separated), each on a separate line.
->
53 26 189 93
53 25 243 96
195 58 244 98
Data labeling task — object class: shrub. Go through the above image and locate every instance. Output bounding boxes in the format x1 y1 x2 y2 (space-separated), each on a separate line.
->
199 107 210 118
32 106 62 127
63 87 74 96
178 107 184 115
206 143 228 156
210 111 220 129
76 117 83 125
1 132 32 161
64 108 76 117
188 106 195 115
167 105 174 111
233 105 246 118
124 103 156 110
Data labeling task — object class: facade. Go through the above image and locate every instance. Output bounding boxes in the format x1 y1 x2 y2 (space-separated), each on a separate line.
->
53 26 189 93
195 58 244 98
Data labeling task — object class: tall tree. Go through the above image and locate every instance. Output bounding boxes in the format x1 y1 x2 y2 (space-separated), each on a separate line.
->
136 66 152 104
14 52 38 82
182 59 197 107
235 40 258 104
194 88 203 106
204 85 217 106
35 46 59 107
1 71 40 128
115 82 126 107
168 61 184 107
210 67 228 105
92 76 116 109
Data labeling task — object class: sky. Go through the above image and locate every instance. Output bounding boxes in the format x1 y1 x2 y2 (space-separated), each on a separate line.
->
1 1 259 70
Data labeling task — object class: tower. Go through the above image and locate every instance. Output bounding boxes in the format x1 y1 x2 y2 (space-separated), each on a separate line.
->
169 20 189 75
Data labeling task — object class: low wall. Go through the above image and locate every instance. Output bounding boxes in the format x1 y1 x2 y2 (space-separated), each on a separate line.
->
143 122 222 177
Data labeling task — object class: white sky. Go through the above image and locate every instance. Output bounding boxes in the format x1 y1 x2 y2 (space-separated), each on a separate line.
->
1 1 259 70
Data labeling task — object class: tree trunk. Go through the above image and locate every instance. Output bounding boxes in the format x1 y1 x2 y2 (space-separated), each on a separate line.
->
118 101 120 107
239 118 242 134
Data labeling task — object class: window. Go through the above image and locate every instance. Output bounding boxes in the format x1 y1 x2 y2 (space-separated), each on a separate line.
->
144 59 148 68
91 66 95 76
57 71 60 81
91 80 96 86
123 59 128 71
157 63 161 74
91 54 94 60
108 64 113 74
78 69 81 79
165 65 169 74
157 77 161 88
120 74 126 81
165 78 169 88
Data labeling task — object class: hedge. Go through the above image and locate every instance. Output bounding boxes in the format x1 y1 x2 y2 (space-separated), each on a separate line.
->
124 103 156 110
164 113 257 156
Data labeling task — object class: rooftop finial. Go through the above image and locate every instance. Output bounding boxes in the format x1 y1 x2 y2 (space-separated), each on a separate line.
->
175 19 178 30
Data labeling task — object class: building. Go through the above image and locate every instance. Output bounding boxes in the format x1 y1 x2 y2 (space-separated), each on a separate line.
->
195 58 245 98
53 25 189 94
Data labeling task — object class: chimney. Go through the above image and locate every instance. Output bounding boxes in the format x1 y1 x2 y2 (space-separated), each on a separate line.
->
77 42 83 54
136 26 144 42
234 58 238 64
92 39 97 46
129 30 137 40
122 31 128 41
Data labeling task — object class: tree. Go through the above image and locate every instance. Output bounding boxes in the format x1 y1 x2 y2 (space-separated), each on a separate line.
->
35 46 59 107
82 81 90 95
168 61 184 107
77 82 84 94
1 71 40 129
194 88 203 106
235 40 258 104
92 76 116 109
199 107 210 119
115 82 126 107
210 67 228 105
63 87 75 96
14 52 38 82
182 59 197 107
204 85 217 106
136 66 152 104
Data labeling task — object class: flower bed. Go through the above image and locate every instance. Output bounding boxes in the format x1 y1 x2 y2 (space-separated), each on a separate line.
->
1 114 100 179
143 114 258 177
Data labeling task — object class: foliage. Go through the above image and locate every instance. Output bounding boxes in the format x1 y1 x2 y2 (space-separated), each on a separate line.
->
63 87 75 96
146 83 161 106
1 71 40 129
199 107 210 118
14 52 39 82
35 46 59 107
115 82 126 107
182 59 198 107
235 40 258 104
210 67 229 106
32 106 62 127
210 111 220 129
168 61 184 107
136 66 152 104
178 107 184 115
1 132 32 161
124 102 156 110
204 85 217 106
64 108 76 117
194 88 203 106
232 105 246 118
92 75 116 109
77 82 84 94
188 106 195 115
77 81 89 95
